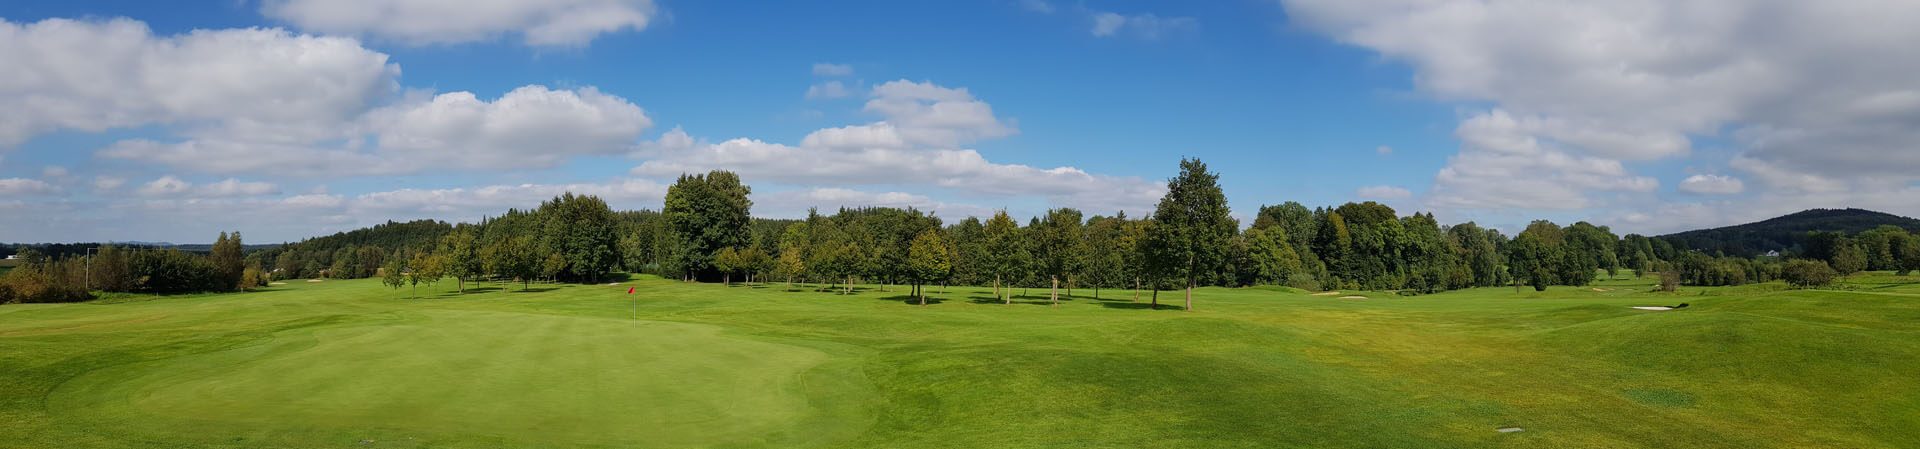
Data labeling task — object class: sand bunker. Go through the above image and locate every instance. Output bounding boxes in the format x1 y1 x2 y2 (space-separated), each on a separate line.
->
1496 427 1524 433
1591 288 1611 292
1310 291 1342 296
1339 296 1367 299
269 282 287 286
1631 306 1673 311
306 279 324 283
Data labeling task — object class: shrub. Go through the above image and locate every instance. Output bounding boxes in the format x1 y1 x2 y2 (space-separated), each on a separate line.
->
0 263 92 304
1658 271 1680 292
1781 259 1838 288
1284 273 1321 292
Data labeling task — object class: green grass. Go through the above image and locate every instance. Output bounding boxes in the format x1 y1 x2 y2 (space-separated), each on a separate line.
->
3 274 1918 448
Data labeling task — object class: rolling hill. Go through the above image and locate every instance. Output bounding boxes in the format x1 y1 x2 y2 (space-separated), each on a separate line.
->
1658 208 1920 257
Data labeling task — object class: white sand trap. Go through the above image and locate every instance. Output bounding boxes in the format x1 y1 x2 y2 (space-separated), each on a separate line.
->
605 282 620 286
1591 288 1611 292
1339 296 1367 299
269 282 287 286
306 279 324 283
1310 291 1342 296
1497 427 1524 433
1631 306 1674 311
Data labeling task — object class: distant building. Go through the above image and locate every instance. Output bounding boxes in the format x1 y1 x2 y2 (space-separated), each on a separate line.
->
3 255 18 260
1764 250 1780 258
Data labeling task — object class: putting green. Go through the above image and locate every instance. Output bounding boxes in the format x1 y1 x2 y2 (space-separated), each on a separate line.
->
46 309 874 448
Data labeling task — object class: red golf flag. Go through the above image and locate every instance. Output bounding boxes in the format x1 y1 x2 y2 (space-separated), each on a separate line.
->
627 287 635 294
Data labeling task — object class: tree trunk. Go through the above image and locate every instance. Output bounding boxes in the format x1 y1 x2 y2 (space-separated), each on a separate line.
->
1151 287 1159 309
919 284 927 306
844 276 852 295
1134 277 1141 301
457 277 464 294
1185 281 1193 312
1050 276 1059 307
997 276 1006 304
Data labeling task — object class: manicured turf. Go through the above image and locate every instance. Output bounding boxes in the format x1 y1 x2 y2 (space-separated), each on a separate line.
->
3 274 1918 448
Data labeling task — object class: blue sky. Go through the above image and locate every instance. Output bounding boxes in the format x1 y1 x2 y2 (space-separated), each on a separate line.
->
3 0 1917 243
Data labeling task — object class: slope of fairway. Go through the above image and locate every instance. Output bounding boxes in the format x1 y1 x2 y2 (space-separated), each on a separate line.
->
48 310 868 448
3 274 1918 448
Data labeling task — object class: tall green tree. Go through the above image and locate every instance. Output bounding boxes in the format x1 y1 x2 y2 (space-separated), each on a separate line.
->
948 217 988 287
714 246 742 285
210 231 245 290
381 256 406 293
1081 213 1136 299
1506 225 1563 291
406 251 443 299
1831 241 1868 275
1243 226 1303 286
662 170 753 281
1447 222 1506 288
1144 158 1235 311
907 229 955 306
983 210 1028 304
775 222 809 288
1033 208 1086 305
537 193 620 282
438 227 481 293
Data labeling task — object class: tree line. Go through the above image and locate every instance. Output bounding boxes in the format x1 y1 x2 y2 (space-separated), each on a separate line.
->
8 158 1910 305
1 232 258 303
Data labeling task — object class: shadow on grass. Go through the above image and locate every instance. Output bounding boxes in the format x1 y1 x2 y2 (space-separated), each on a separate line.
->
1100 302 1183 311
879 295 949 306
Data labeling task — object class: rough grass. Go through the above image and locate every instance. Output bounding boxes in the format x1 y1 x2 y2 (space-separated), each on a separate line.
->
1 273 1917 448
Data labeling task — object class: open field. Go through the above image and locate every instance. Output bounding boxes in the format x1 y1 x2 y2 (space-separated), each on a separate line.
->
3 274 1918 448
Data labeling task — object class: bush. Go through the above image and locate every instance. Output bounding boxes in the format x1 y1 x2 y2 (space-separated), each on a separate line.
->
1781 259 1838 288
1284 273 1321 292
1658 271 1680 292
0 263 92 304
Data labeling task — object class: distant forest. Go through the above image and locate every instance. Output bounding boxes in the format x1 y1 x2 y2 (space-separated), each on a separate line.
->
7 160 1919 305
1656 208 1920 257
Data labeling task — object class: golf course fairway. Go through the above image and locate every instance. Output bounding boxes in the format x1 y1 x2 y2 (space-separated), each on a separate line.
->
3 274 1917 448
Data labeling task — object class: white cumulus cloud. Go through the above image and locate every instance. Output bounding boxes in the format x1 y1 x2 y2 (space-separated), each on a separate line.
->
0 18 398 149
1282 0 1920 225
261 0 656 46
1678 174 1745 195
